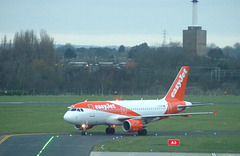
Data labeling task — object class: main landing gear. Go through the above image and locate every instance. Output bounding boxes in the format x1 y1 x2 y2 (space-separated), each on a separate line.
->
138 129 147 136
105 125 115 134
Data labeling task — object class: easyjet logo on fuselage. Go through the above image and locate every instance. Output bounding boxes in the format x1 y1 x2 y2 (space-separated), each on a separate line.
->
95 103 116 110
171 68 188 98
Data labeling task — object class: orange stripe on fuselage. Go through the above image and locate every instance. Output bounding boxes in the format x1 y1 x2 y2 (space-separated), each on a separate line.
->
71 101 141 116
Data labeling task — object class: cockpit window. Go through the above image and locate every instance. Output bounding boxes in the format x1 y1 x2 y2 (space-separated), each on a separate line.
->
77 108 84 112
68 108 84 112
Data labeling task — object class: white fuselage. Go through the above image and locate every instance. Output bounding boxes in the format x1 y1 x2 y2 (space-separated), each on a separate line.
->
63 99 169 126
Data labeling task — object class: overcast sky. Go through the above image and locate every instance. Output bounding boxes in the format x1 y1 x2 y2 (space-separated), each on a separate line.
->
0 0 239 47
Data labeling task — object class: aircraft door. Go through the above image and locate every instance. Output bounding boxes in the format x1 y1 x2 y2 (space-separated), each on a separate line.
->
88 104 95 117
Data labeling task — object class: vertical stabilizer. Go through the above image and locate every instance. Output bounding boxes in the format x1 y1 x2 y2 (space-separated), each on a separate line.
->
165 66 189 102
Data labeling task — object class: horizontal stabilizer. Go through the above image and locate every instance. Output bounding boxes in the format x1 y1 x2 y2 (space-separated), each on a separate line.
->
177 103 213 109
213 110 218 116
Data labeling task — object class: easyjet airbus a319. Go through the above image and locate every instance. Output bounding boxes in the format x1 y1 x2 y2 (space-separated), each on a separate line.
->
64 66 216 135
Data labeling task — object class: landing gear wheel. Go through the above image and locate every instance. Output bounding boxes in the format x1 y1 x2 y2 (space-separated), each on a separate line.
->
138 129 147 136
110 127 115 134
105 127 115 134
82 130 87 135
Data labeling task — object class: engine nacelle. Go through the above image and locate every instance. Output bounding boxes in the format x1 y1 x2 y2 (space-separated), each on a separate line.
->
74 125 94 130
122 120 143 132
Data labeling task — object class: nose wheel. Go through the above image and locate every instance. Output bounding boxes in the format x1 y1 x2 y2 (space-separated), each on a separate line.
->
106 126 115 134
81 130 87 135
81 124 88 135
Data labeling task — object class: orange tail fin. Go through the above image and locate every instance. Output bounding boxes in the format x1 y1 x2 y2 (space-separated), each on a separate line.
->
165 66 189 102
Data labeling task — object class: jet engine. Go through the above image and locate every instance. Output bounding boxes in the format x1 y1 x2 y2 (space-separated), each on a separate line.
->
122 120 143 132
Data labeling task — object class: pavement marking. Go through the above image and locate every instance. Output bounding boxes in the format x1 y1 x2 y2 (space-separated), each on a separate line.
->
37 136 55 156
0 134 28 144
0 135 14 144
0 133 50 145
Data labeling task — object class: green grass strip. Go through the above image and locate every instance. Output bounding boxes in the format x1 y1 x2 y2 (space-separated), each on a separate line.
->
94 135 240 153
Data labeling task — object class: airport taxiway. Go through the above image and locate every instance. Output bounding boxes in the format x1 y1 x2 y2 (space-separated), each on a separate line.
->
0 133 113 156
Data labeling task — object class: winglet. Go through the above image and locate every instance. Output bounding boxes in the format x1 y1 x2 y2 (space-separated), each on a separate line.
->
165 66 189 102
213 110 218 116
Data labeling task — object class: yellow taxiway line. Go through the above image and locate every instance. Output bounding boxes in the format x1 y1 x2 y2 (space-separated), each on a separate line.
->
0 133 48 144
0 134 15 144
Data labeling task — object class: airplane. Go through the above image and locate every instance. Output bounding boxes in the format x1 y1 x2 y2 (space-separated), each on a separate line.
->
63 66 217 135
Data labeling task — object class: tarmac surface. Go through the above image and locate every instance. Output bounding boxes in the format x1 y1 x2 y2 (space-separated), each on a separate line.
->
0 133 113 156
1 130 240 156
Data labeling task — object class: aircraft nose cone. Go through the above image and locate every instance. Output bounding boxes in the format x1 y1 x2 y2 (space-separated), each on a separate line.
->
63 112 71 123
63 111 78 124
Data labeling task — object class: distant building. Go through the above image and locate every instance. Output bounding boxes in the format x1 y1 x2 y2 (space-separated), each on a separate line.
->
183 26 207 56
183 0 207 56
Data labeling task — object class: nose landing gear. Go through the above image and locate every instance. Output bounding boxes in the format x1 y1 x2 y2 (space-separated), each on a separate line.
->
81 130 87 135
81 124 87 135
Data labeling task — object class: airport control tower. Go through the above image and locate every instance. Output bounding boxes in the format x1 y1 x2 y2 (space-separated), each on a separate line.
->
183 0 207 56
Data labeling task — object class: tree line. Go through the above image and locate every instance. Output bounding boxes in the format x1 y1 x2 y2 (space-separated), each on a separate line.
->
0 30 240 95
0 30 63 95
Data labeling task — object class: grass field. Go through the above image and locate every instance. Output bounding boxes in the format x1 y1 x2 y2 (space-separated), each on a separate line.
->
93 135 240 153
0 95 240 152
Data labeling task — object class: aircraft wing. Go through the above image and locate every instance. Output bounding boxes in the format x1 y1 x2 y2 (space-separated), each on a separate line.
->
118 111 217 121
